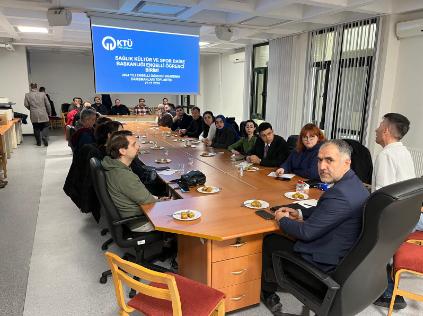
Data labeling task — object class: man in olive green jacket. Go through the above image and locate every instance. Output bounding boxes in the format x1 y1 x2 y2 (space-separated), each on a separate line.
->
101 131 161 232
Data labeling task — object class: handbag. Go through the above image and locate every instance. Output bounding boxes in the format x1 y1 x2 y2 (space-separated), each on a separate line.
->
178 170 206 187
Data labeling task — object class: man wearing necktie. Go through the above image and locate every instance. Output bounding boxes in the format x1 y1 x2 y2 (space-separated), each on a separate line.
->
247 122 289 167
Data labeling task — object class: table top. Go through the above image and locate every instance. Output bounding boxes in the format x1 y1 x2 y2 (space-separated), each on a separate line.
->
0 119 19 136
117 121 323 240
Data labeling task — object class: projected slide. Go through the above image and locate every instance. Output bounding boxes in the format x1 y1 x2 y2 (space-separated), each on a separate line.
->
91 25 199 94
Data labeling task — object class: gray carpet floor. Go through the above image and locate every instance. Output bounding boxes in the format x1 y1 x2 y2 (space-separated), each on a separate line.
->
1 134 421 315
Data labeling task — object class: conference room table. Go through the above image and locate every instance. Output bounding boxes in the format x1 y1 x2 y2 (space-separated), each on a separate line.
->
119 120 323 312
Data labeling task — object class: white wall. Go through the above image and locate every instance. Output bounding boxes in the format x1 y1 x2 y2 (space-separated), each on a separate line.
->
391 14 423 150
28 50 178 109
197 52 245 121
0 46 30 133
368 12 423 155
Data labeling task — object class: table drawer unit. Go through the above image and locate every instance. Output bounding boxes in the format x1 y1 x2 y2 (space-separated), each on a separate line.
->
211 235 262 262
212 252 261 288
219 278 261 312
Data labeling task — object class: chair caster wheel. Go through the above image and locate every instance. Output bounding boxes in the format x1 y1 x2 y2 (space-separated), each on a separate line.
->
129 289 136 298
100 276 108 284
101 244 108 251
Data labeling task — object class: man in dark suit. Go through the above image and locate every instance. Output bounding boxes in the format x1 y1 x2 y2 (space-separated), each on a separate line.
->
261 139 369 315
246 122 289 167
171 105 193 131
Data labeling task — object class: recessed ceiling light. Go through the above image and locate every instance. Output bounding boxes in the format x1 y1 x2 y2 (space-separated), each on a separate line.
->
199 41 210 47
17 26 48 33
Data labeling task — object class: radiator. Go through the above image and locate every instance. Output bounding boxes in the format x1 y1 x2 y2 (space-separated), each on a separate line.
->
408 147 423 177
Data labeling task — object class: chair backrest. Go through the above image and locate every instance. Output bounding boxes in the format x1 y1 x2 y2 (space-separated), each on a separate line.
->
89 157 129 247
226 117 240 136
329 177 423 315
343 139 373 184
106 251 182 316
61 103 70 113
287 135 299 152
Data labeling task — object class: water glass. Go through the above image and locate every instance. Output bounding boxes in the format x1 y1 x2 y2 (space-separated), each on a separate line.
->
188 157 194 168
296 181 306 193
164 149 169 157
178 163 185 175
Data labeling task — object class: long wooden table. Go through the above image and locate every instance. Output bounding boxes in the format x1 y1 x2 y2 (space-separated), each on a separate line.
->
0 118 22 178
118 121 323 312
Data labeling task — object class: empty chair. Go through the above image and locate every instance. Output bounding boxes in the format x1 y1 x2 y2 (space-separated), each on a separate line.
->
272 177 423 316
106 251 225 316
388 231 423 316
286 135 299 153
343 138 373 185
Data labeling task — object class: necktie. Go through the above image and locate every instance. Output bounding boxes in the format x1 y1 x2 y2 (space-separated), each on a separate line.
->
263 144 269 159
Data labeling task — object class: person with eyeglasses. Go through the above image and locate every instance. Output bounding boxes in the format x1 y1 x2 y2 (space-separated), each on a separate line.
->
275 123 325 180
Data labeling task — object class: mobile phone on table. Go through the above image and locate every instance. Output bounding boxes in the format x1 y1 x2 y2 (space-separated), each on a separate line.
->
255 210 274 220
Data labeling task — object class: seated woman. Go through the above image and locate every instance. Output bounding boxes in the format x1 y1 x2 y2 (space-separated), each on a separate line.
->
228 119 257 155
199 111 216 143
209 115 238 149
275 123 325 180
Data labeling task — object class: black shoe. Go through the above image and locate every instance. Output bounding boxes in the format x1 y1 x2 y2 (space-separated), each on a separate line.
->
36 142 41 146
261 292 283 315
42 138 48 146
374 295 407 310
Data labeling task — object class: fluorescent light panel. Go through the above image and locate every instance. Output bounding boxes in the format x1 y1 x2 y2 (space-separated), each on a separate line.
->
17 26 48 33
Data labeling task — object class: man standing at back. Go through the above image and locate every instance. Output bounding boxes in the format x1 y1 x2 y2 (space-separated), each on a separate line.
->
24 83 51 146
372 113 416 310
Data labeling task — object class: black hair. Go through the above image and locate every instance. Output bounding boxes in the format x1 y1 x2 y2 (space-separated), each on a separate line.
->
383 113 410 140
257 122 273 134
95 121 123 146
106 130 133 159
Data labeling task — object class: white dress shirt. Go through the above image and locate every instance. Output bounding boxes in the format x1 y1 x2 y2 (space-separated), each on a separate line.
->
372 142 416 192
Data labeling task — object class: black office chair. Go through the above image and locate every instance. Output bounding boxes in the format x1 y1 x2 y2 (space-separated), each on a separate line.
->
272 177 423 316
343 139 373 185
89 157 168 286
287 135 299 153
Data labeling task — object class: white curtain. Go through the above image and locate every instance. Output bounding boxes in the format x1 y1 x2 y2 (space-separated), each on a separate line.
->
266 37 293 138
242 45 253 121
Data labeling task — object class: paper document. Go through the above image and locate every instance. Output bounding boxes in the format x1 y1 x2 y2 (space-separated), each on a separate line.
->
157 169 178 176
267 172 295 179
294 199 318 208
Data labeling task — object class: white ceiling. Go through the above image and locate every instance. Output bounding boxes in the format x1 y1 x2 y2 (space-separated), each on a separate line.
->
0 0 423 54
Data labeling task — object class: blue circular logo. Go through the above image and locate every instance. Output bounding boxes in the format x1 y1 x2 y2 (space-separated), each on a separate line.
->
102 36 116 51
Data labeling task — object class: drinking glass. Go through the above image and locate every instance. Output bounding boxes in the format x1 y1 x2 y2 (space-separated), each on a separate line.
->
188 157 194 169
178 163 185 175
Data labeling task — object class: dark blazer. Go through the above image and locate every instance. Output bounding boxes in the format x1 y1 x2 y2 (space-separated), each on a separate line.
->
185 117 203 138
249 135 289 167
279 169 369 272
110 104 130 115
212 126 237 149
171 113 193 131
280 142 322 180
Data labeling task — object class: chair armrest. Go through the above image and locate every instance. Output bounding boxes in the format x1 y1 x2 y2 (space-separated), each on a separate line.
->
113 215 147 226
272 250 340 316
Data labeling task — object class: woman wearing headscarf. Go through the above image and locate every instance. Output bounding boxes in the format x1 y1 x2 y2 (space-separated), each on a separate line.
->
210 115 238 149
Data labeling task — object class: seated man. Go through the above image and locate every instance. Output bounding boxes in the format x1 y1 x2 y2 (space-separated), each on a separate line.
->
247 122 289 167
179 106 203 138
110 98 130 115
261 140 369 315
171 105 193 131
71 108 97 154
157 104 173 128
92 96 108 115
102 131 167 232
133 97 150 115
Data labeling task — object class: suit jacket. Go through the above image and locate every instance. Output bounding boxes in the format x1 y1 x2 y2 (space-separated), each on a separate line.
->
279 169 369 272
24 91 51 123
249 135 289 167
171 113 193 131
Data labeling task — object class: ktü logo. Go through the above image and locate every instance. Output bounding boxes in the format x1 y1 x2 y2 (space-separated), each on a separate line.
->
102 36 116 51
